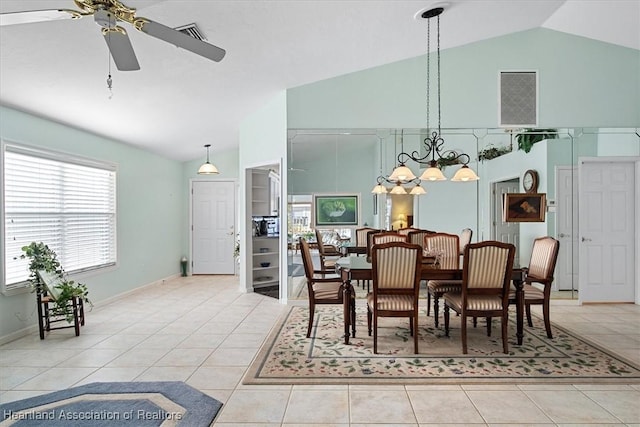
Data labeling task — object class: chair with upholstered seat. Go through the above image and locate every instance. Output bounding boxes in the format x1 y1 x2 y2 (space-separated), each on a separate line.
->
300 237 354 338
314 228 342 271
443 240 515 354
509 236 560 338
367 241 422 354
424 232 461 327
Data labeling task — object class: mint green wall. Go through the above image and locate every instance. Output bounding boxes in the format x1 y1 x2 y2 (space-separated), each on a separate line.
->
0 106 184 340
238 91 287 294
288 28 640 129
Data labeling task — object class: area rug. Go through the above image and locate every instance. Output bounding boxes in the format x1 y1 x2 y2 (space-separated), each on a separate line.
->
0 381 222 426
244 305 640 385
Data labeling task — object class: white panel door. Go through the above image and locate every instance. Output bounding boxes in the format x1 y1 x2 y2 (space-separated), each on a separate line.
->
579 160 636 302
192 181 236 274
555 166 578 291
493 179 520 261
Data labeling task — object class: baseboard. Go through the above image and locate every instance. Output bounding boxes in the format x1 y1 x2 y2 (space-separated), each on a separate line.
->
0 273 180 346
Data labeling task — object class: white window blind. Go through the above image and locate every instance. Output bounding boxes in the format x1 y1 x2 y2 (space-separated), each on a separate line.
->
3 145 116 291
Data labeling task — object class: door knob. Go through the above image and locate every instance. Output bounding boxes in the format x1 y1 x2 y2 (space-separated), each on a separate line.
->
581 237 592 242
559 233 570 238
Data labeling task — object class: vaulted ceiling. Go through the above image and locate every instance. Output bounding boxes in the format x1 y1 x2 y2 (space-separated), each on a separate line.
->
1 0 638 161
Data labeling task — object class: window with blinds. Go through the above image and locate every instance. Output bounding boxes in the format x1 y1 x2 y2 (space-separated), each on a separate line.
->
2 144 117 292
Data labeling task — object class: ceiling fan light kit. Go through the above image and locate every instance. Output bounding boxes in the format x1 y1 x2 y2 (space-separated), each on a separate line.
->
0 0 226 72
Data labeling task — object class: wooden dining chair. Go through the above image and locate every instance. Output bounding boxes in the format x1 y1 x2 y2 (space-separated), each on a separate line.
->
367 241 422 354
424 232 461 327
443 240 515 354
299 237 354 338
314 228 342 271
509 236 560 338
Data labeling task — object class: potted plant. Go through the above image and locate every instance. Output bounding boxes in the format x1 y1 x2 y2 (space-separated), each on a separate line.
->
21 242 91 322
516 129 558 153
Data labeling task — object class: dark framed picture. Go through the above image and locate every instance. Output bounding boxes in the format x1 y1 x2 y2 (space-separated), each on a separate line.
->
503 193 546 222
313 194 360 227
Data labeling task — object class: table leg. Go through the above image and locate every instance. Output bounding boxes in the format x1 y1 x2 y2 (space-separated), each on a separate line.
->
343 278 352 344
514 276 524 345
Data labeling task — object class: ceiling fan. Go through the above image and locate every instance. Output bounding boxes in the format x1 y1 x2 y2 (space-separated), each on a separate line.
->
0 0 226 71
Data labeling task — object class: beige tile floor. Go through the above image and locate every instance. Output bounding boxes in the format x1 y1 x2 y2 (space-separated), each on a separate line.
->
1 275 639 426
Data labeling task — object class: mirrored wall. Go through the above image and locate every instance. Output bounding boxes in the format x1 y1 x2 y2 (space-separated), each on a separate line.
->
286 127 639 302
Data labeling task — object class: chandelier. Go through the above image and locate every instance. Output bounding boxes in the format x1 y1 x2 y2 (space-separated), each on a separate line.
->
372 130 426 196
390 6 479 183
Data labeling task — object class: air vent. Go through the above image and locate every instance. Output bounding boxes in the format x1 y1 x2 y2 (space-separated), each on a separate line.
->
499 71 538 127
174 23 206 41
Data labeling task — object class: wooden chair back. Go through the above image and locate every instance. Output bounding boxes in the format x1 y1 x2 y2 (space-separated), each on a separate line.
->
527 236 560 285
459 228 473 255
372 232 407 246
355 227 376 246
463 241 516 300
372 242 422 294
424 232 460 269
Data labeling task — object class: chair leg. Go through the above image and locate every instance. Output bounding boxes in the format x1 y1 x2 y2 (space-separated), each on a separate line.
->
526 304 534 327
433 295 440 328
501 314 509 354
373 312 378 354
307 303 315 338
461 314 468 354
413 313 419 354
36 294 45 340
427 292 431 316
72 297 80 336
351 298 356 338
543 301 553 339
486 317 492 336
367 304 372 336
444 305 450 337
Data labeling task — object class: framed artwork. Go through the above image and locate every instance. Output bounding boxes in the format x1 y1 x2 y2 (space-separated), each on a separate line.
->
313 194 360 227
503 193 547 222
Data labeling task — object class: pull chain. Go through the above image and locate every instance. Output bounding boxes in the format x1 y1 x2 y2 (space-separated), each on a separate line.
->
106 30 113 99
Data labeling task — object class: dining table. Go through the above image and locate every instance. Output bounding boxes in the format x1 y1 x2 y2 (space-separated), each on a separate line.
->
335 255 526 346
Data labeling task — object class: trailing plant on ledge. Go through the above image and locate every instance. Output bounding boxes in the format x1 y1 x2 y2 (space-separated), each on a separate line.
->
21 242 92 322
478 144 512 162
516 129 558 153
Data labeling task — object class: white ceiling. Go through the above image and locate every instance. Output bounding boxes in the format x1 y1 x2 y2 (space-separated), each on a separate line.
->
1 0 638 162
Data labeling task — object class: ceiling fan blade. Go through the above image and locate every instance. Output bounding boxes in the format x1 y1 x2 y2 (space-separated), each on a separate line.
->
137 19 226 62
0 9 82 26
102 28 141 71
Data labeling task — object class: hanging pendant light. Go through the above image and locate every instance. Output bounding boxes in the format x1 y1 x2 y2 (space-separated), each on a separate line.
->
197 144 219 175
393 7 478 182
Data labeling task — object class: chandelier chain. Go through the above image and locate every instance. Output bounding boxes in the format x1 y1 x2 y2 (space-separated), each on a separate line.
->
426 17 430 134
437 14 441 134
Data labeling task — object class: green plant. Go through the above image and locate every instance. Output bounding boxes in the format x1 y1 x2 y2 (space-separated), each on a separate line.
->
436 154 462 169
516 129 558 153
478 144 512 162
21 242 92 322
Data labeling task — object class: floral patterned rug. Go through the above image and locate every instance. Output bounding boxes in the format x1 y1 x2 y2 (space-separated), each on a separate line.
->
244 304 640 384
